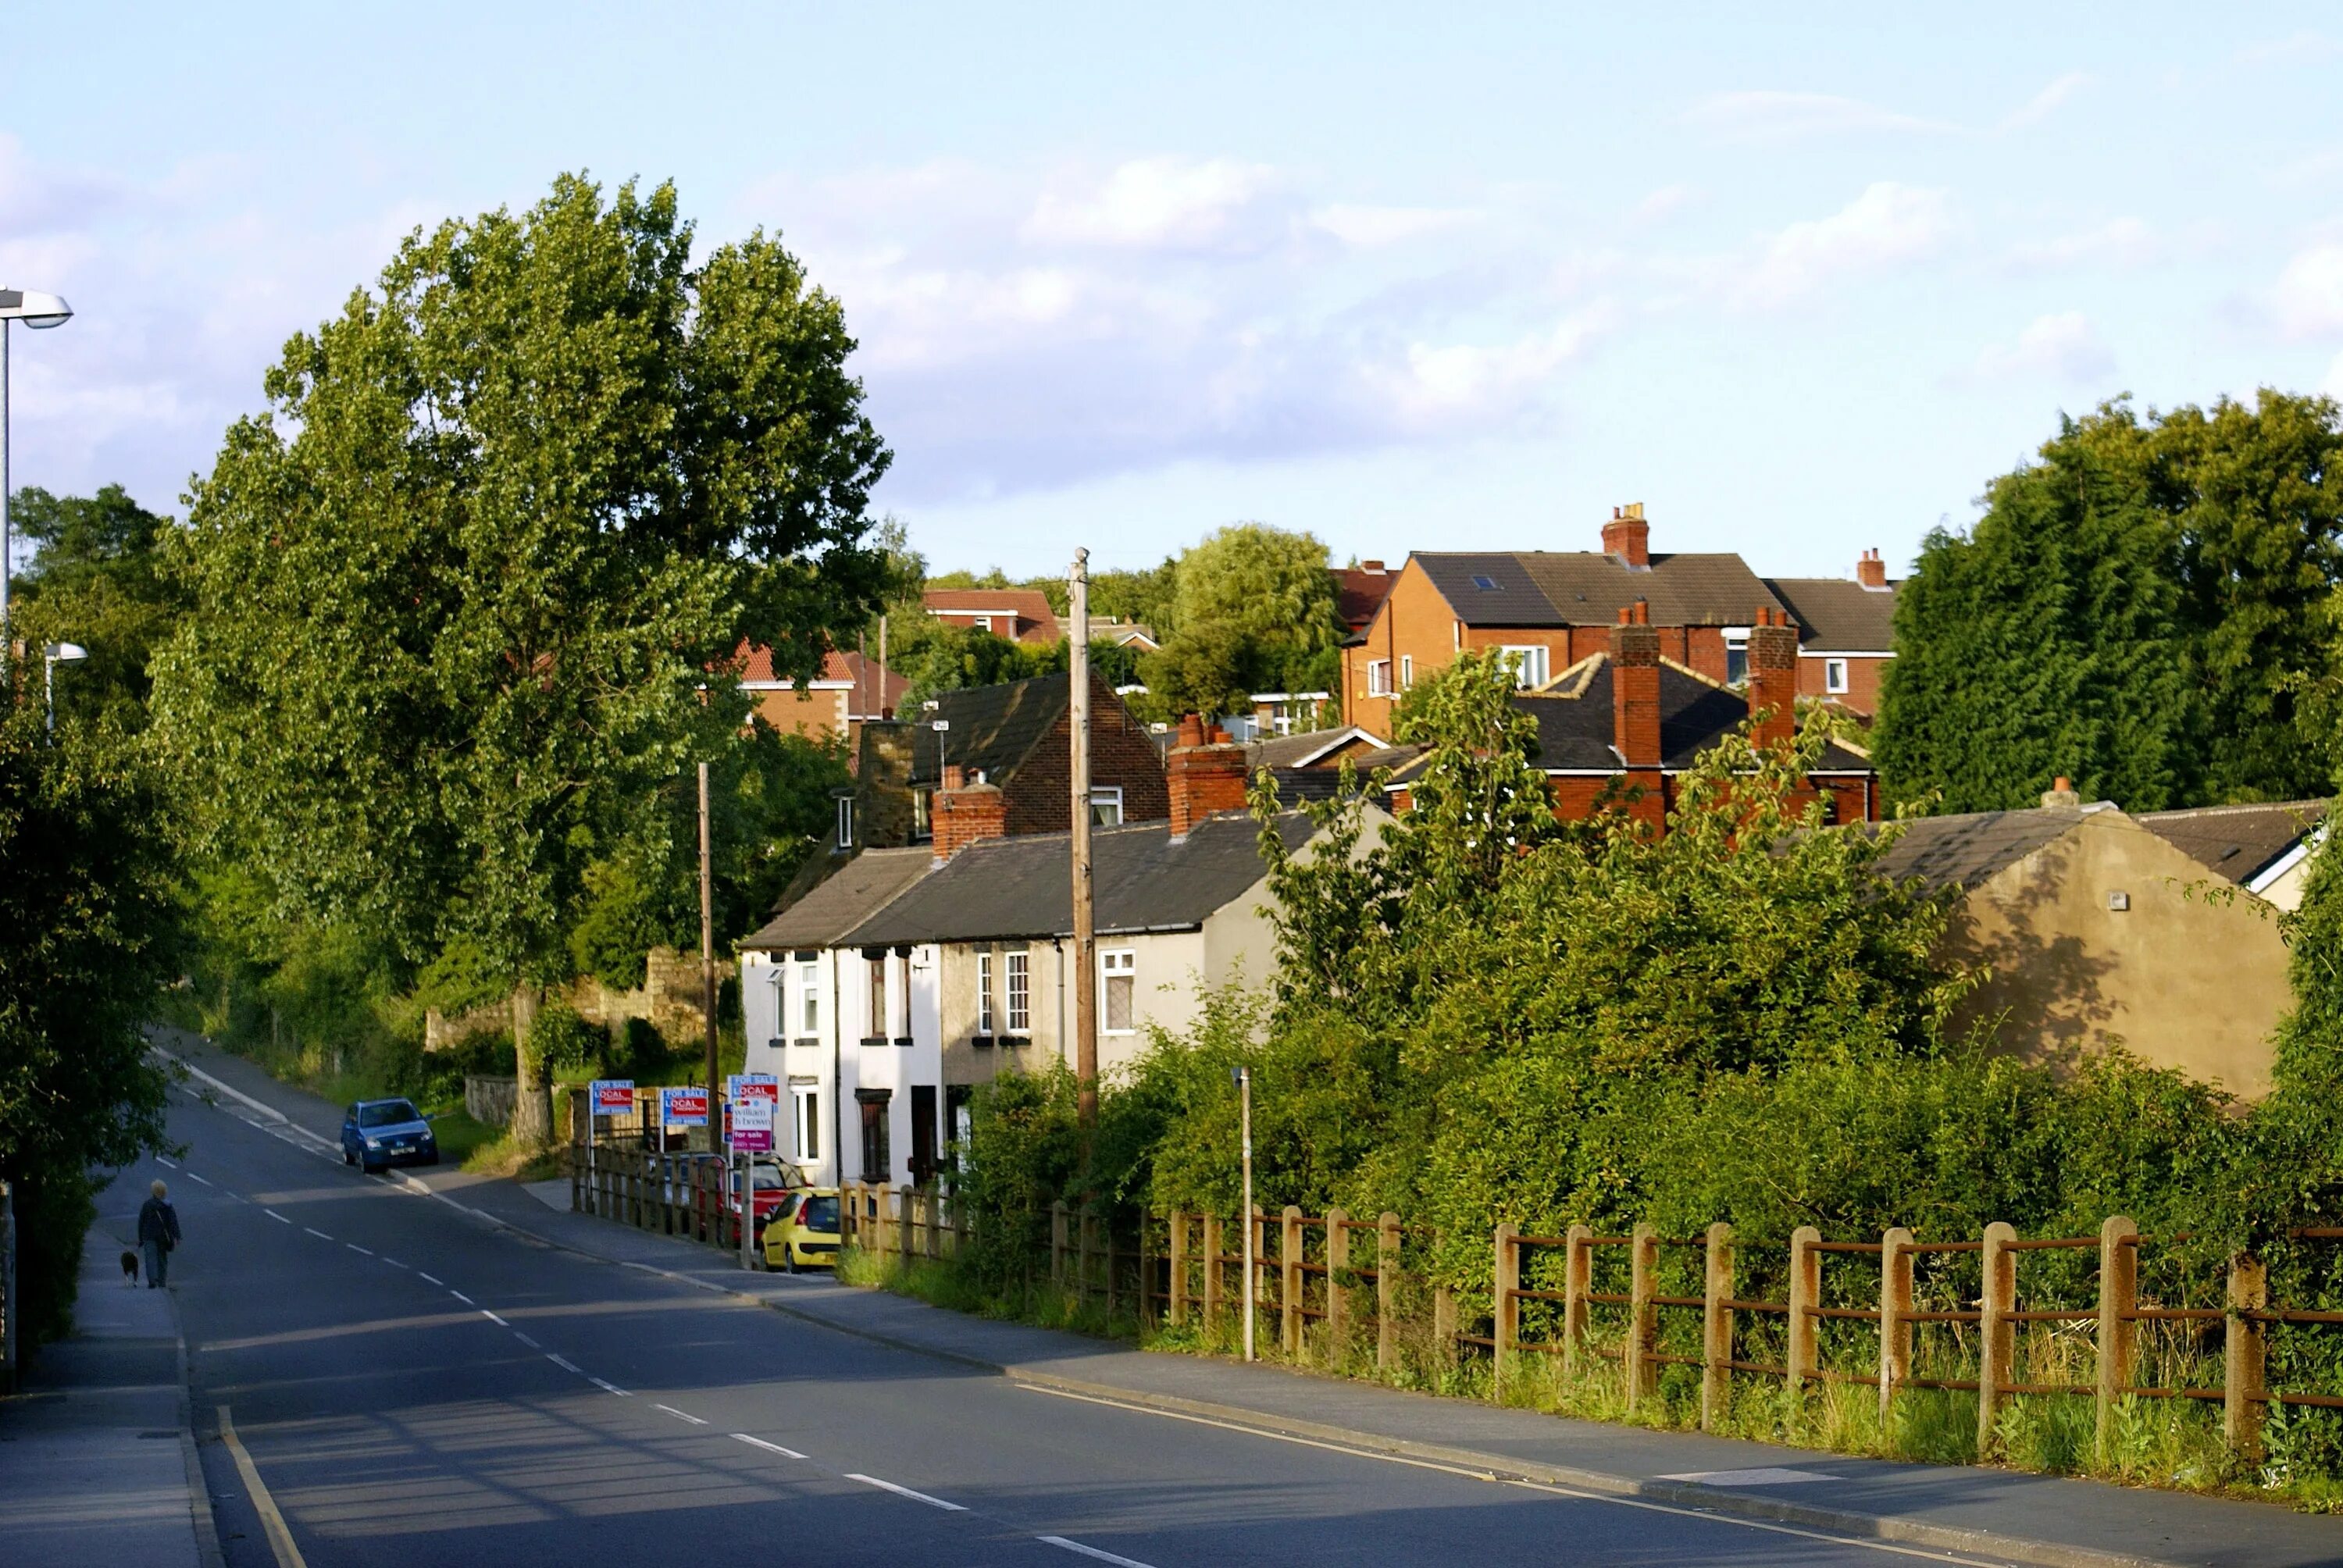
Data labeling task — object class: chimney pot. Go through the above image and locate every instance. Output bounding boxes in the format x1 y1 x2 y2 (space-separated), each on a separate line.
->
1602 504 1652 570
2042 775 2082 810
1856 548 1889 590
1168 722 1250 838
1746 608 1800 752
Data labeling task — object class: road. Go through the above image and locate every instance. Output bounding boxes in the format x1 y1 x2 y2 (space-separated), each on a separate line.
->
155 1082 2010 1567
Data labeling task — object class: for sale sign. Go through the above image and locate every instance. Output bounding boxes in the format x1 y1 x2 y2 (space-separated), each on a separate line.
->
662 1086 710 1127
729 1092 776 1153
736 1073 779 1103
590 1080 635 1115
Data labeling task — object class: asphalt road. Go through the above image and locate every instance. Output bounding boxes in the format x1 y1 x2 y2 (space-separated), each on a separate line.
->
155 1084 2014 1567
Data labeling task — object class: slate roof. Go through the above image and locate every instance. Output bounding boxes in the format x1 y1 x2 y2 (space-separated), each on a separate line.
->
1867 808 2087 895
2136 800 2327 886
904 675 1073 789
846 812 1316 947
739 847 933 953
1763 576 1899 652
923 588 1062 644
1390 657 1870 775
1413 551 1784 629
1248 725 1389 770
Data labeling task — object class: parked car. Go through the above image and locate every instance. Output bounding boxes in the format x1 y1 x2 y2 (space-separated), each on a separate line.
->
341 1099 438 1173
761 1188 841 1273
658 1154 801 1239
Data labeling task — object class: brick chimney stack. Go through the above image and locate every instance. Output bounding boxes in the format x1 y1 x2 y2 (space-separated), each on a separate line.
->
1167 713 1251 839
1610 600 1660 768
932 764 1007 860
1602 502 1651 570
1856 547 1888 590
1746 605 1800 752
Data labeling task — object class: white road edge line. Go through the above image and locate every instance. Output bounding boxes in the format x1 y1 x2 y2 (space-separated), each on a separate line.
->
263 1210 291 1224
731 1433 805 1459
417 1272 443 1285
844 1474 965 1511
1014 1384 2005 1566
654 1404 708 1426
590 1377 633 1397
1039 1538 1157 1568
347 1244 373 1256
480 1310 508 1327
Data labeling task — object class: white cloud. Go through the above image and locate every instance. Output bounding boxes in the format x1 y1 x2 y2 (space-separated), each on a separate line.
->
1999 71 2092 130
1735 183 1958 308
1362 310 1611 432
1969 311 2114 382
1023 156 1287 252
1310 204 1478 248
2236 30 2343 67
2005 216 2156 271
1628 184 1700 228
1685 91 1957 141
2273 244 2343 337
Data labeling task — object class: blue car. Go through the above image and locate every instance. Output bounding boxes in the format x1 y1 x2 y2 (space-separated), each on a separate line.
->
341 1098 439 1173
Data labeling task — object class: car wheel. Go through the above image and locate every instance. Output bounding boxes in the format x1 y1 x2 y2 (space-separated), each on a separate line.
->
784 1248 800 1274
343 1147 355 1166
425 1150 440 1167
361 1158 380 1175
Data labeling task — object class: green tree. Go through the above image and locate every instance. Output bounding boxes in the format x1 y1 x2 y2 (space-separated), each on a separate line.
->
1145 523 1344 719
153 174 891 1142
8 484 187 731
0 712 180 1343
1878 393 2343 812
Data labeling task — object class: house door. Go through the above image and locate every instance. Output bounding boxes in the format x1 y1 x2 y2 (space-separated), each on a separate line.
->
856 1089 891 1183
909 1085 938 1186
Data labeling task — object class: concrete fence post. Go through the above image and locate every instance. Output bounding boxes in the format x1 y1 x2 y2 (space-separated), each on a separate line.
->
2095 1216 2138 1466
1376 1213 1401 1373
1561 1223 1592 1384
1977 1221 2017 1459
1701 1221 1734 1432
1051 1201 1068 1285
1626 1223 1659 1414
1879 1227 1914 1433
1786 1225 1823 1413
1202 1213 1224 1332
1168 1212 1189 1326
1325 1207 1351 1354
2226 1253 2269 1461
1252 1206 1268 1345
1492 1221 1520 1399
1433 1285 1457 1370
1280 1206 1303 1356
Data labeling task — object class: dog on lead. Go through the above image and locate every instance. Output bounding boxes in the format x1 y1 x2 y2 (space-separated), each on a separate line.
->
120 1249 141 1286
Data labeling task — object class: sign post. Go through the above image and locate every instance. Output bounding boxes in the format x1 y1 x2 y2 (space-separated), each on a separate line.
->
587 1080 633 1215
729 1075 779 1270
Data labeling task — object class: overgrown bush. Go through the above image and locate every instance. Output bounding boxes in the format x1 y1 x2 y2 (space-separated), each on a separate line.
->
530 1004 604 1074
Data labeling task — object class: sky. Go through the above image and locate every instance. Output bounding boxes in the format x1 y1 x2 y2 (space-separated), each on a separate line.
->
6 5 2343 583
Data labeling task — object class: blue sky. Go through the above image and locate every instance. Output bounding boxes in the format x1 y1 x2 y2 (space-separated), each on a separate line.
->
7 5 2343 582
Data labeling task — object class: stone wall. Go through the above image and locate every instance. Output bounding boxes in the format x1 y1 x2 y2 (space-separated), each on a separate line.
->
424 946 738 1055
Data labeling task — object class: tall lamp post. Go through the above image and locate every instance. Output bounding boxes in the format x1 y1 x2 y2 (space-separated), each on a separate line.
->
42 642 85 734
0 288 75 676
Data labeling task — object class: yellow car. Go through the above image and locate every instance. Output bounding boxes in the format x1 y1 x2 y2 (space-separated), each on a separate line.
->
761 1188 842 1272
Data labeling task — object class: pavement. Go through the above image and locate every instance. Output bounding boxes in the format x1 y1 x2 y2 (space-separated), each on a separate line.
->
144 1032 2343 1567
0 1192 221 1568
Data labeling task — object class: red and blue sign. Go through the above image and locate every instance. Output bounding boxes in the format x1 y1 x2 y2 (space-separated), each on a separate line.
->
662 1087 709 1127
590 1080 634 1115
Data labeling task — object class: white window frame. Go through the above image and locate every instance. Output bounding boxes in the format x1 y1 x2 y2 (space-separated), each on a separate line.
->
977 949 996 1035
1400 654 1414 690
972 615 993 633
1367 659 1393 697
1497 645 1550 690
1006 949 1030 1035
836 796 854 849
797 959 819 1036
1824 657 1849 695
1724 628 1751 688
1100 949 1136 1035
1089 785 1124 827
867 955 889 1042
792 1084 820 1163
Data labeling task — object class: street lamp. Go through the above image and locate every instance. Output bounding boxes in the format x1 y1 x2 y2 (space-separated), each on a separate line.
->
0 287 74 672
43 641 86 735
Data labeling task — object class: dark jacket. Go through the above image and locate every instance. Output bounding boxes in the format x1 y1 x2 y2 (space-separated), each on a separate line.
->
137 1197 181 1250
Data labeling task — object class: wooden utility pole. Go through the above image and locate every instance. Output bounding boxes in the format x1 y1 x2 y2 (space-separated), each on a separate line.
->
699 760 718 1151
1070 548 1097 1130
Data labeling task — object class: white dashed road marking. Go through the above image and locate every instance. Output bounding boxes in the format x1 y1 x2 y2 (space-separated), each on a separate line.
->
187 1173 212 1186
348 1244 373 1256
156 1156 177 1168
655 1404 708 1426
590 1377 633 1397
732 1433 806 1459
417 1272 443 1286
448 1291 473 1305
1040 1538 1157 1568
263 1210 291 1224
846 1474 965 1511
547 1354 583 1374
303 1228 332 1241
513 1333 540 1349
381 1257 407 1269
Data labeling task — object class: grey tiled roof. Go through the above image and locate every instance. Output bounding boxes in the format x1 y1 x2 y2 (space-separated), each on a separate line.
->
844 812 1315 947
739 848 934 952
2136 800 2326 886
1867 808 2084 895
1763 576 1899 652
904 675 1070 789
1413 551 1783 628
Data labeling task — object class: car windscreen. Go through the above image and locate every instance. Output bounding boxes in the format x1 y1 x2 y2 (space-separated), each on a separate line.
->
800 1196 839 1233
749 1167 792 1191
359 1101 422 1128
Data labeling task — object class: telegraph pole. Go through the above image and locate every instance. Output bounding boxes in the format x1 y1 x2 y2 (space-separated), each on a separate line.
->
1070 549 1097 1131
699 761 718 1151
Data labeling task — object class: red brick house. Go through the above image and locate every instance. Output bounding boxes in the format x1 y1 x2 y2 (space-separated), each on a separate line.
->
1332 560 1395 635
922 588 1063 647
1384 602 1880 830
1762 550 1899 718
734 644 905 750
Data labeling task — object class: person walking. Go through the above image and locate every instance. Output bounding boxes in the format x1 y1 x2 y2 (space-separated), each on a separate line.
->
137 1179 181 1288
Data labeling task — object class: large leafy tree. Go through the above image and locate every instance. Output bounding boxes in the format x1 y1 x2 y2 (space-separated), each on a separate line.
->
1145 522 1345 720
153 174 891 1139
1878 392 2343 812
7 484 187 730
